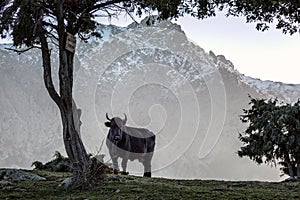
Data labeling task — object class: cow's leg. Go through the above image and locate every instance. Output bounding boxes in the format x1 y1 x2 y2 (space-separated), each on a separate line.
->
143 153 153 177
143 161 151 177
112 156 119 174
121 158 129 175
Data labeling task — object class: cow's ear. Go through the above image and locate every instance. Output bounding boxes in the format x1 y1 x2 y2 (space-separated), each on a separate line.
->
104 121 111 127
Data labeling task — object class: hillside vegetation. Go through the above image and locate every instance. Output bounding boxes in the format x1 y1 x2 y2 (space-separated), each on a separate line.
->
0 170 299 200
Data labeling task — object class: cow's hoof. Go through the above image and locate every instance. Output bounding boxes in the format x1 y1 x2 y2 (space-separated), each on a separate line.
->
121 171 129 175
143 172 151 177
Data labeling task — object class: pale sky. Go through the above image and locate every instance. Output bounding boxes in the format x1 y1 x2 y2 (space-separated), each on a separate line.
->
1 13 299 84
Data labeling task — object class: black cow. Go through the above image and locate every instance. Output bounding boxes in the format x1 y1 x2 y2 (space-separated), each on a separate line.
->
105 113 156 177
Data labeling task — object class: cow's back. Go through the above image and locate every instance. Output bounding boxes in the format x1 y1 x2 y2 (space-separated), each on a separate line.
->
123 126 155 154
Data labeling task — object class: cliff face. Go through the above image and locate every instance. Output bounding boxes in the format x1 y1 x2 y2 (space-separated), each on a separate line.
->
1 18 299 181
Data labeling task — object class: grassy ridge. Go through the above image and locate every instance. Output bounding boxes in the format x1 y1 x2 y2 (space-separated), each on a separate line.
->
1 170 299 200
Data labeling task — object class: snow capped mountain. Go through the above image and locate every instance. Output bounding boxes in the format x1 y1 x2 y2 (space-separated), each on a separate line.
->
0 17 299 181
209 47 300 104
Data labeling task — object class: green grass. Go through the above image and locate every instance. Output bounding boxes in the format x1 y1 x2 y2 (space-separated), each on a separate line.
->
1 170 299 200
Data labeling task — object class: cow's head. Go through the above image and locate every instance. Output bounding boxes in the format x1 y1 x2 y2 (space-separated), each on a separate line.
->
105 113 127 143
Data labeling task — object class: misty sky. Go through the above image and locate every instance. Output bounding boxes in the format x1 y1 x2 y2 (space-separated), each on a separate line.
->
1 12 299 84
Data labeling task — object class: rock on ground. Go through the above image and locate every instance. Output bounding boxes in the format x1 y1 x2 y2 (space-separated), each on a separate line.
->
0 168 46 181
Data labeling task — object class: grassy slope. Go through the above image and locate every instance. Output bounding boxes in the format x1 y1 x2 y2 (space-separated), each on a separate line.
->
0 170 299 200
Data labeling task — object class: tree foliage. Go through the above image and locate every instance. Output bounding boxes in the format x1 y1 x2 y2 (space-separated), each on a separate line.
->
238 96 300 178
1 0 300 46
221 0 300 34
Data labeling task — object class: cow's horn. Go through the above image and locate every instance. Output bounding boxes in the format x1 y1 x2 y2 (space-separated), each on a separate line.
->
106 113 111 121
123 113 127 124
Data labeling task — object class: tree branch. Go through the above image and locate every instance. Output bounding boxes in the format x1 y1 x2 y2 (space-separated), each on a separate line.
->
90 0 130 14
38 27 62 110
74 0 131 34
42 21 58 30
5 46 41 54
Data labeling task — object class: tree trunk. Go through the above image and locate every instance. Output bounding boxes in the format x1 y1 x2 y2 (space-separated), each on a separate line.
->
61 106 92 187
287 162 295 178
38 31 93 187
55 0 94 188
284 153 295 178
297 164 300 178
36 1 106 189
297 154 300 178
